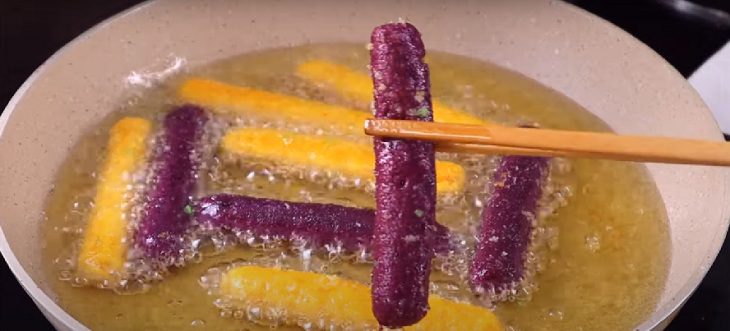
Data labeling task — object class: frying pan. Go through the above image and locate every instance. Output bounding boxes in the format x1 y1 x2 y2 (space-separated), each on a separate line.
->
1 0 728 330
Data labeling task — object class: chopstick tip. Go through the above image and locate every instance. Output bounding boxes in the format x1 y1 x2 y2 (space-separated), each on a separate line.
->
363 119 375 135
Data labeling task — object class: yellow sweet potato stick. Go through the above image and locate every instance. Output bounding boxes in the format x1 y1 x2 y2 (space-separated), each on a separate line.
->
178 78 369 135
431 100 488 125
77 117 151 281
220 128 465 194
296 60 486 125
219 266 504 331
296 59 374 103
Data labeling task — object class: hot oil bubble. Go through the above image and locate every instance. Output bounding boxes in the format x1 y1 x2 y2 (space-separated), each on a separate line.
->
430 277 468 302
70 276 89 287
166 299 184 308
58 270 73 281
246 306 262 320
219 309 233 318
547 308 565 321
199 268 223 291
584 233 600 252
113 278 151 295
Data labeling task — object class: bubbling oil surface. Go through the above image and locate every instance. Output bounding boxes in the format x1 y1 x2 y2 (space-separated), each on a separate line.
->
41 43 669 331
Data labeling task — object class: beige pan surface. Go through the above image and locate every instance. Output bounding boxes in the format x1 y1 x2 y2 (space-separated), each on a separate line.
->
0 0 728 330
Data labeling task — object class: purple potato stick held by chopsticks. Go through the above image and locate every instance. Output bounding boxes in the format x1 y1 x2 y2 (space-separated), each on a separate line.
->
370 22 438 328
136 104 208 266
194 194 452 254
469 155 549 299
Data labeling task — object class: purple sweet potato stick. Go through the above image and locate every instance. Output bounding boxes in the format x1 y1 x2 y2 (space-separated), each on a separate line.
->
194 194 452 254
469 155 549 297
196 194 374 251
370 22 437 328
136 104 208 265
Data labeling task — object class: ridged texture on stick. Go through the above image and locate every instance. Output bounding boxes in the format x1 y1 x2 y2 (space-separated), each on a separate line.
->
194 194 452 254
469 155 549 298
370 22 437 327
178 78 369 135
136 105 208 265
220 128 465 194
218 266 504 330
77 117 151 281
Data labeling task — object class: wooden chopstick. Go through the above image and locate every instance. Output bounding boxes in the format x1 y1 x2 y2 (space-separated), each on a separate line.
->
436 142 574 158
364 119 730 166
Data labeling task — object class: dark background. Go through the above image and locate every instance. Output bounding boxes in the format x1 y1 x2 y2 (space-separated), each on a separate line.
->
1 0 730 329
